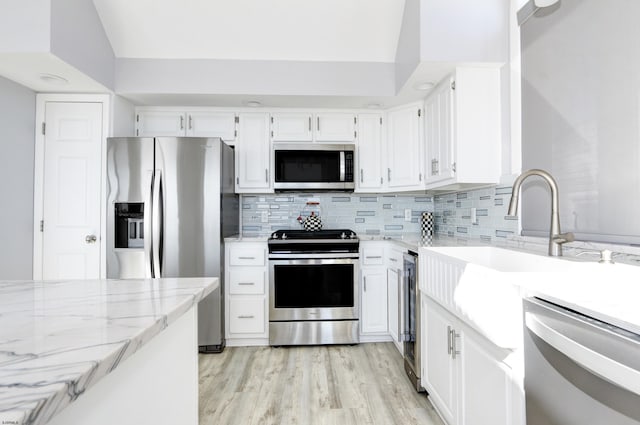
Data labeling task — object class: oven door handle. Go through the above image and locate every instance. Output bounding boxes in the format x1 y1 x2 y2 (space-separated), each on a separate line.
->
525 307 640 396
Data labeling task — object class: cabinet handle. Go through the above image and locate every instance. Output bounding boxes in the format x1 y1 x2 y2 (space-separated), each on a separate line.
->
387 168 391 182
308 117 312 132
238 315 255 319
317 117 320 132
238 256 256 260
419 173 423 182
451 328 461 359
389 258 398 262
380 177 383 185
360 169 364 183
265 169 269 183
447 326 453 355
188 115 193 130
363 276 367 292
237 282 255 286
366 255 382 259
236 177 239 185
180 116 184 130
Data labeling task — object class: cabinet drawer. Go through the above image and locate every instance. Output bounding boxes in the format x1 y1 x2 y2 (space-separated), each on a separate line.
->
362 247 384 265
229 247 265 266
386 249 405 268
229 269 265 295
228 298 265 334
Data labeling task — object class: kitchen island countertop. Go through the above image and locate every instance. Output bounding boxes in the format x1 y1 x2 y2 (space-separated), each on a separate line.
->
0 277 217 425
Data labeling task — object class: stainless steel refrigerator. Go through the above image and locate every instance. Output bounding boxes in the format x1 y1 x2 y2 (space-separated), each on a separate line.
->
106 137 238 353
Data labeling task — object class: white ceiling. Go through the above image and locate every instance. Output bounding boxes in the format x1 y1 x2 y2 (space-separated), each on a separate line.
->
92 0 406 63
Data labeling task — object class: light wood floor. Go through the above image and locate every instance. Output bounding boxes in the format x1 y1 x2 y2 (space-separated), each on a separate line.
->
198 342 445 425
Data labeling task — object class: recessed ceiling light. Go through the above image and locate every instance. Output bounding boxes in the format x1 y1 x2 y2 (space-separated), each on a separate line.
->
39 73 68 85
366 103 383 109
245 100 262 107
413 82 435 91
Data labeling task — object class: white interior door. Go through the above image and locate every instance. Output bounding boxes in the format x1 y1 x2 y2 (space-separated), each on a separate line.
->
41 102 103 280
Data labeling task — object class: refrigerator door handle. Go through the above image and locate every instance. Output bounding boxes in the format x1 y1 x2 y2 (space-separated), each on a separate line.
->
144 170 154 278
152 169 163 277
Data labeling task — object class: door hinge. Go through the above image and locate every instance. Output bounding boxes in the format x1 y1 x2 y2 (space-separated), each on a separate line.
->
451 81 456 90
40 220 44 232
270 116 274 124
271 130 274 138
234 129 237 138
235 116 240 124
136 129 139 136
136 114 139 122
452 162 457 173
379 117 382 125
354 116 357 125
41 122 46 135
354 130 357 138
418 109 422 117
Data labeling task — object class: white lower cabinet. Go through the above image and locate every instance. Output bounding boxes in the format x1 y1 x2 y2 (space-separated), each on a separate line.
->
360 267 388 335
225 241 269 346
422 296 519 425
386 246 405 353
360 242 388 338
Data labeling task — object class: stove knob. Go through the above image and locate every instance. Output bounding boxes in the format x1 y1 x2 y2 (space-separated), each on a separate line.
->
282 233 287 240
271 233 278 239
350 232 356 239
341 232 347 239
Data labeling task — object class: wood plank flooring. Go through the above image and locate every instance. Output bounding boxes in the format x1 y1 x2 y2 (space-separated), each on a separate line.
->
199 343 444 425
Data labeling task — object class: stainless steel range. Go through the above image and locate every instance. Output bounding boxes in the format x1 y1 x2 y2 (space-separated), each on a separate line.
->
268 229 360 346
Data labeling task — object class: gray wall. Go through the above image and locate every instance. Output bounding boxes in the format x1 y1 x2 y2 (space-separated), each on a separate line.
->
111 95 135 137
50 0 115 89
0 76 35 279
521 0 640 244
394 0 421 92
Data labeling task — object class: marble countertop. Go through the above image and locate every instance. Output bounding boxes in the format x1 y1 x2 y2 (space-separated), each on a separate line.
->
0 277 218 425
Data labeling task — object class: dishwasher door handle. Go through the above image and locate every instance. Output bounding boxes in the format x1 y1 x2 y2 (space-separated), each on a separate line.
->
526 311 640 396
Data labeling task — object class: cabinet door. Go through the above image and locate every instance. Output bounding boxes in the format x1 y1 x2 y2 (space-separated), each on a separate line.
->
459 331 513 425
356 113 384 191
425 78 455 184
271 113 313 141
423 298 456 425
236 113 272 192
228 297 266 335
386 106 424 190
387 267 400 345
186 111 236 142
315 113 356 142
136 111 186 137
361 267 388 334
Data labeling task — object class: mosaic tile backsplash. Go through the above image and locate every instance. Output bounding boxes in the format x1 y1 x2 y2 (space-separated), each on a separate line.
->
241 185 519 241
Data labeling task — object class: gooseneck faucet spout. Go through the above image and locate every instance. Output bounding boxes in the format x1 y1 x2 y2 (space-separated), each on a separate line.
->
507 169 574 257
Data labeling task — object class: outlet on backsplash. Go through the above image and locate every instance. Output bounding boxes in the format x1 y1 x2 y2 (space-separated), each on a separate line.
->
404 209 412 222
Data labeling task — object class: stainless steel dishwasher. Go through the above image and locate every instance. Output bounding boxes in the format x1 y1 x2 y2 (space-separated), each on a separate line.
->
524 297 640 424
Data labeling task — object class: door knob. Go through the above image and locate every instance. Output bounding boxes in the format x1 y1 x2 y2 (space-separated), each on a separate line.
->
85 235 97 244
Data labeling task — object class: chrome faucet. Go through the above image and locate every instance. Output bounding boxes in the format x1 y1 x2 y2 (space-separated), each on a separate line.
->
507 169 574 256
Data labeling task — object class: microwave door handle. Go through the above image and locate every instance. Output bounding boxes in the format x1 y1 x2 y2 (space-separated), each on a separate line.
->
340 151 346 182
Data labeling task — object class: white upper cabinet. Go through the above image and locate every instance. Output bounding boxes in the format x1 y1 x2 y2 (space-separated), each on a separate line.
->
271 112 356 142
315 113 356 142
356 113 384 192
271 113 313 142
424 66 502 190
386 103 424 190
135 109 237 142
186 111 236 142
136 110 185 137
235 112 272 193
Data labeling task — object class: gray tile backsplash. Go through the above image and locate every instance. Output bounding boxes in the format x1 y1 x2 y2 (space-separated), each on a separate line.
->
241 186 518 239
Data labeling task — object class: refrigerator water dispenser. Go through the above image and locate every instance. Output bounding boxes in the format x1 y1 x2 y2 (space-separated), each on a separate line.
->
114 203 144 249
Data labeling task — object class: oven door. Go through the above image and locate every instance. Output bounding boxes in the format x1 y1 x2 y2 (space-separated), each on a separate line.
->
269 257 359 321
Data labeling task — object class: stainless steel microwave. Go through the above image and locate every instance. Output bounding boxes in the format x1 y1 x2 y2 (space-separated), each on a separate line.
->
273 143 355 191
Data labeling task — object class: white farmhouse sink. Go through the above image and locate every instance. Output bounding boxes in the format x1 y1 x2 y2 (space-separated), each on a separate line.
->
424 246 584 272
419 245 640 349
